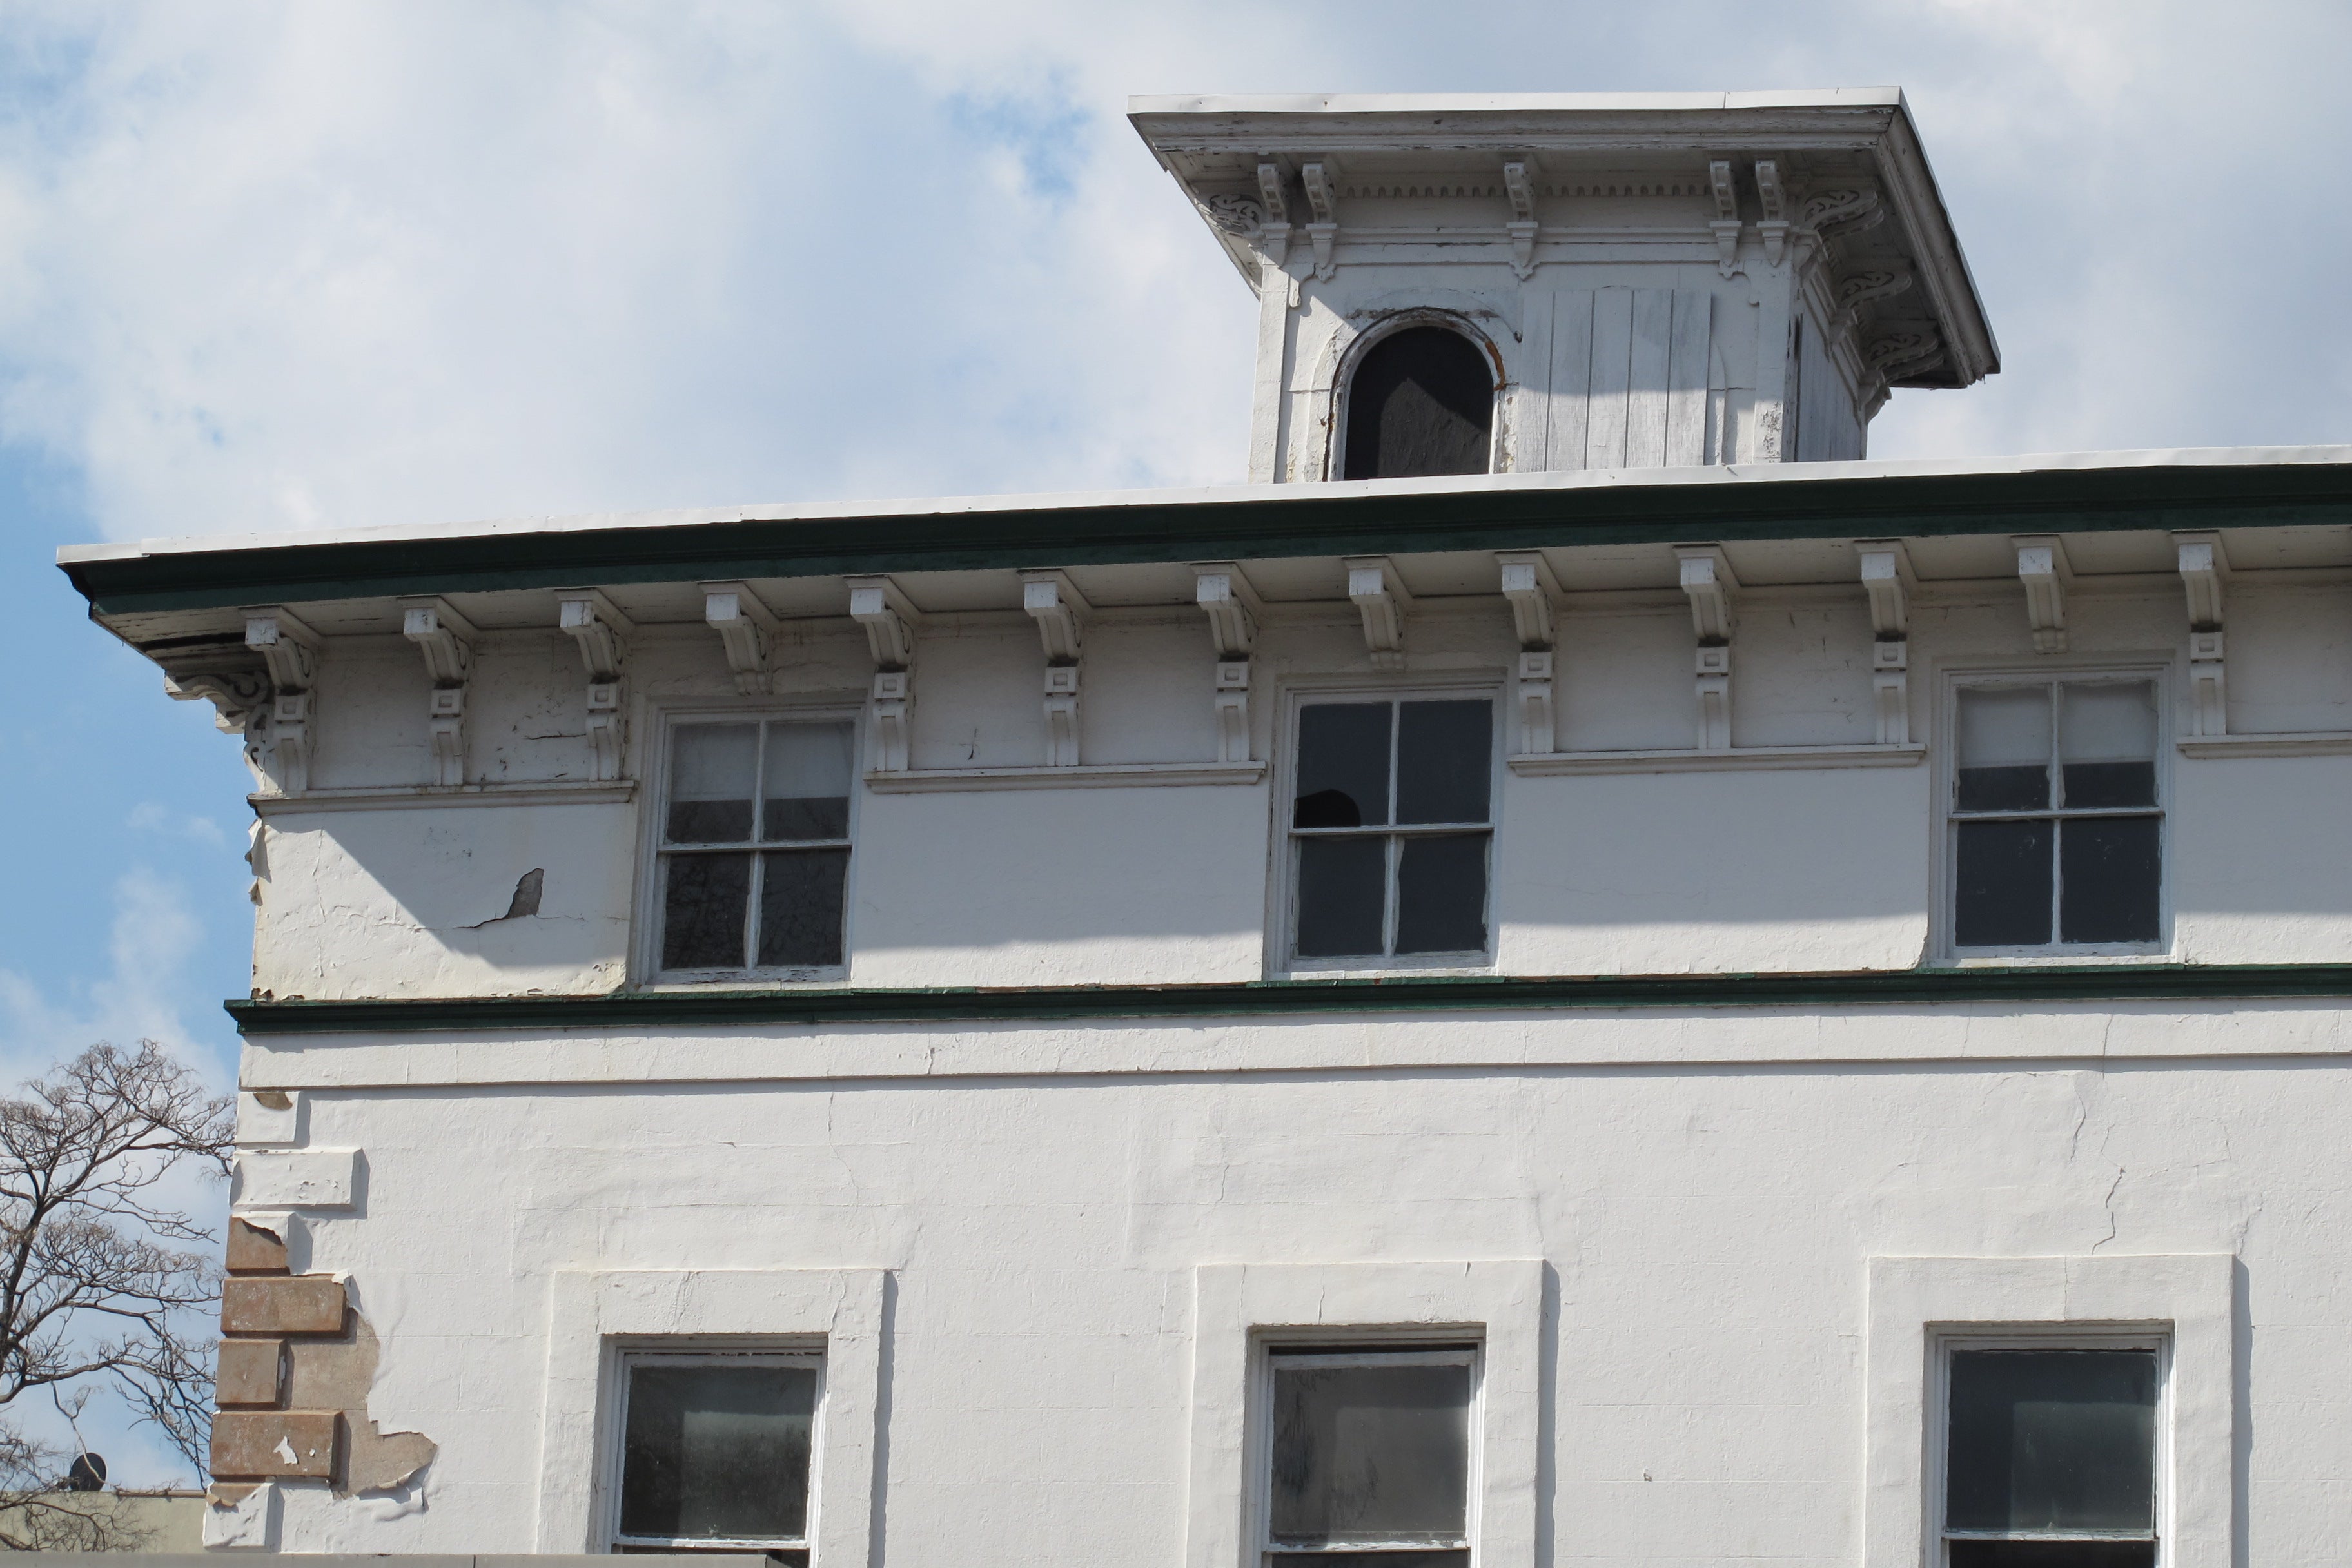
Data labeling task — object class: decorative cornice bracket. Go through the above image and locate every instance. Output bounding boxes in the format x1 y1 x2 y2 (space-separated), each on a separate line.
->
1301 161 1339 281
2177 531 2231 737
556 589 634 782
1504 160 1541 280
1754 160 1788 266
1676 547 1739 750
702 581 782 696
1496 550 1563 651
1191 562 1262 659
1019 569 1090 665
1708 160 1741 277
2014 536 2073 654
401 597 478 787
846 576 921 671
1856 542 1917 746
1342 556 1411 671
244 608 321 693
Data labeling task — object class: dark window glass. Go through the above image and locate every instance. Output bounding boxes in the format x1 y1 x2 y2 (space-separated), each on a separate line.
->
1948 1544 2153 1568
1946 1349 2156 1533
662 855 750 969
762 724 854 841
619 1362 818 1544
1955 821 2052 947
1959 767 2051 814
1269 1360 1471 1546
1395 836 1489 954
1296 705 1393 828
2060 819 2161 943
758 850 850 968
2061 763 2155 810
1396 702 1493 824
1296 839 1387 959
667 725 758 843
1267 1555 1467 1568
2060 685 2155 810
1956 688 2050 813
1342 327 1494 480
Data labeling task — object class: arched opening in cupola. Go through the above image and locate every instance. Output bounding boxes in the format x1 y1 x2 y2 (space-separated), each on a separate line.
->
1341 324 1496 480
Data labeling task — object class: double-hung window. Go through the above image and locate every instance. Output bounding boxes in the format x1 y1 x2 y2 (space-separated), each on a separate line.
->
1951 680 2161 952
1289 698 1494 965
612 1348 823 1561
658 719 854 978
1260 1346 1476 1568
1941 1340 2161 1568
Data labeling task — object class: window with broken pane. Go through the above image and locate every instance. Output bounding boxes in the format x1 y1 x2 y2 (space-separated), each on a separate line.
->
612 1349 821 1562
1291 698 1494 965
1952 680 2161 951
1262 1347 1475 1568
1943 1344 2160 1568
658 719 854 976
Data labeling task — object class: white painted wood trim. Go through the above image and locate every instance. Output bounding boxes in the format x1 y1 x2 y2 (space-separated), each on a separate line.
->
1864 1255 2235 1568
864 761 1266 793
1509 741 1926 775
535 1268 887 1563
1187 1261 1544 1568
2176 730 2352 758
249 781 636 815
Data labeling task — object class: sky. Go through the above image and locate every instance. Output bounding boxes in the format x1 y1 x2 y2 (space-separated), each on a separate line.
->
0 0 2347 1483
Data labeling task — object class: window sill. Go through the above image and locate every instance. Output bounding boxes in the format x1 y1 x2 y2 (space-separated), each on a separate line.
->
865 761 1266 793
1938 950 2171 967
1507 742 1925 776
2177 729 2352 758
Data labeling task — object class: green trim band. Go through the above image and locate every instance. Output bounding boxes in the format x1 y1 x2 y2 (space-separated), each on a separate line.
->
70 462 2352 618
227 963 2352 1035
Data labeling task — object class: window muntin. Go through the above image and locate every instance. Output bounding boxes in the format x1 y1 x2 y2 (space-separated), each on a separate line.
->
1342 326 1495 480
1951 681 2161 952
1262 1348 1475 1568
1941 1344 2160 1568
613 1349 823 1560
1290 698 1494 965
658 719 854 977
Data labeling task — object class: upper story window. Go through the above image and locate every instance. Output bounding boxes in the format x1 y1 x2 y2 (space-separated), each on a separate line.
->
1342 326 1495 480
1942 1342 2159 1568
1262 1346 1475 1568
1951 679 2161 954
658 718 854 978
1289 696 1494 967
614 1348 823 1561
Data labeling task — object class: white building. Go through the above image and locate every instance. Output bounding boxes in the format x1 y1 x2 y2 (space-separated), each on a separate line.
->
55 92 2352 1567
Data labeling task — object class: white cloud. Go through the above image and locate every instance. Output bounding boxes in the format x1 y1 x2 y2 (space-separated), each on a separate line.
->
0 0 2344 545
0 867 217 1081
127 800 230 847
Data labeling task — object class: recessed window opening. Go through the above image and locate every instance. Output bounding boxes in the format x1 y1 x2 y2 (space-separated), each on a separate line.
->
1342 326 1496 480
1942 1343 2161 1568
613 1349 823 1562
1952 680 2161 950
1290 698 1494 963
1262 1346 1476 1568
658 719 854 975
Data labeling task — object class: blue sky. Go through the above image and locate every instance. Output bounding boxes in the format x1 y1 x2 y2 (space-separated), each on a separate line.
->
1 0 2348 1482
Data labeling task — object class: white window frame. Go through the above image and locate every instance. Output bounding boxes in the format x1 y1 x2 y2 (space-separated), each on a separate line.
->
1863 1255 2237 1568
536 1267 887 1563
1273 680 1505 977
1930 1329 2170 1566
638 703 864 986
607 1342 828 1555
1937 660 2173 963
1253 1341 1482 1565
1186 1261 1542 1568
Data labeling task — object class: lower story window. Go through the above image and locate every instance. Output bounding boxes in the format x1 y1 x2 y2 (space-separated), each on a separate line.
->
1262 1346 1475 1568
614 1349 822 1560
1943 1342 2159 1568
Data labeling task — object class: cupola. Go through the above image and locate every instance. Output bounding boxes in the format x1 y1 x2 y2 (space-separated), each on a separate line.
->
1132 90 1997 481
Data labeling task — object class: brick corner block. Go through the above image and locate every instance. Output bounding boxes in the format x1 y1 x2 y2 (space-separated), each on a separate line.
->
225 1216 289 1275
222 1274 346 1336
210 1409 339 1479
214 1337 285 1407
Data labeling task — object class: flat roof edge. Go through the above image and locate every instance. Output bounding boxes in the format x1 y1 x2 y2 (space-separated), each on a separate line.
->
55 447 2352 569
1125 89 1906 116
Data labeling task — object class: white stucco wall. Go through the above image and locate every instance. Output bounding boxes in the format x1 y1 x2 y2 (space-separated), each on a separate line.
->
241 1026 2333 1560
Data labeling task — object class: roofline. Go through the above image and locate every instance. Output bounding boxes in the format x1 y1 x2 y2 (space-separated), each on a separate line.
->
1125 90 1908 115
57 447 2352 620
